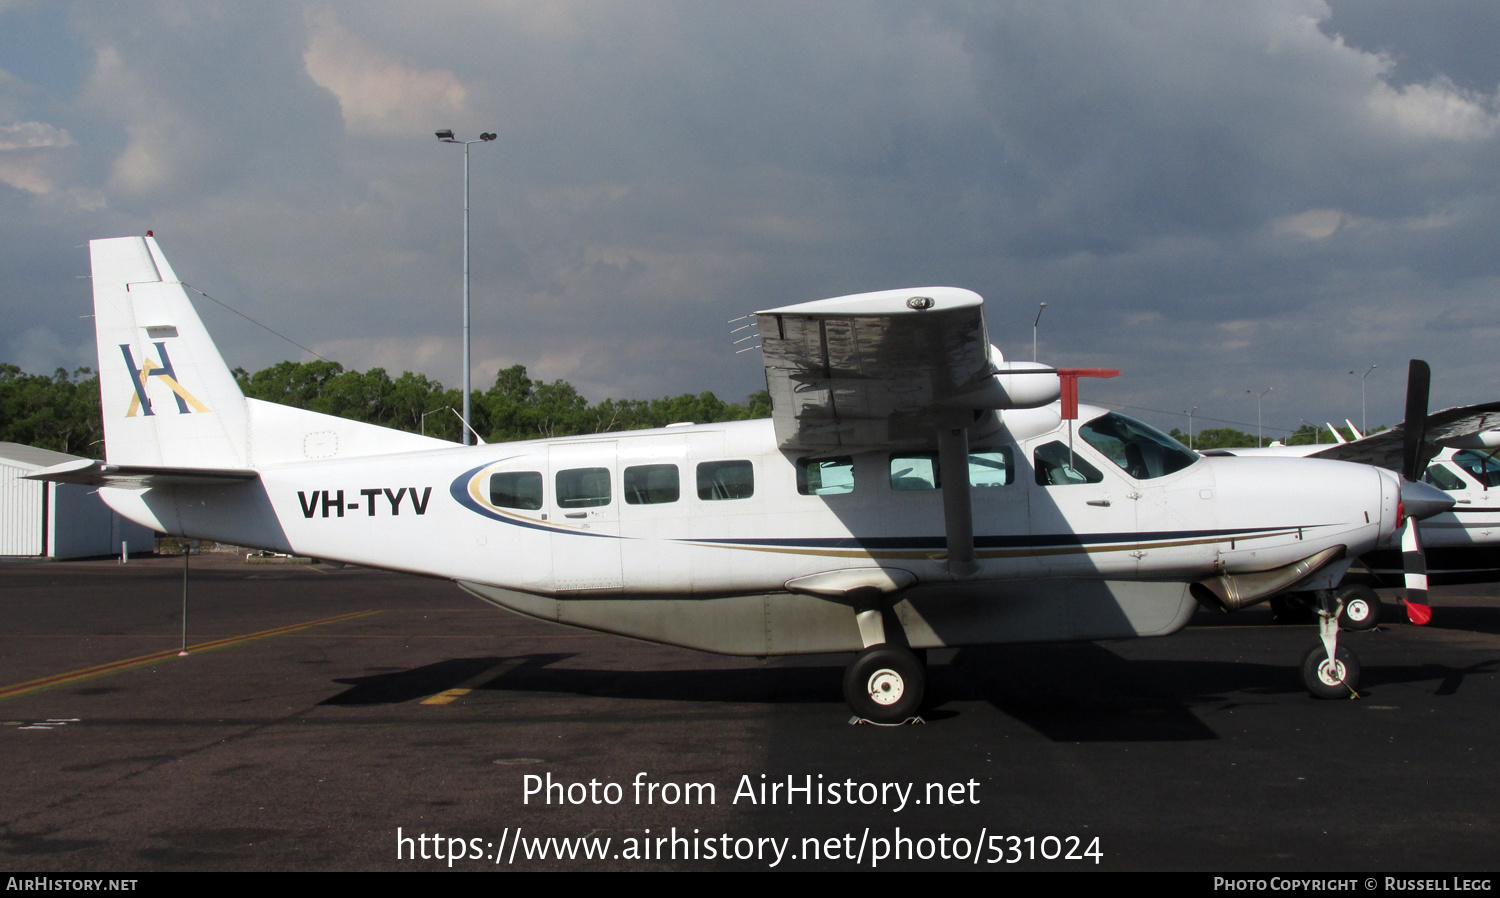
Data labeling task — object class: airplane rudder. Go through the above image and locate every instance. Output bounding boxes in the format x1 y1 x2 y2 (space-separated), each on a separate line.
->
90 236 248 467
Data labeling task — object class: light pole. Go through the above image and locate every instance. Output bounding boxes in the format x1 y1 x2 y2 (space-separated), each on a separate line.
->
1247 387 1272 447
436 129 497 446
1033 302 1047 362
1183 406 1197 450
1350 364 1377 436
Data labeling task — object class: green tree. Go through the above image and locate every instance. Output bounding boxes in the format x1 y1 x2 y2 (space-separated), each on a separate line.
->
6 357 775 454
0 364 103 455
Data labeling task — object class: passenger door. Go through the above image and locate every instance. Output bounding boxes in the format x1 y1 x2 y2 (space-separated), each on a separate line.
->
548 440 622 591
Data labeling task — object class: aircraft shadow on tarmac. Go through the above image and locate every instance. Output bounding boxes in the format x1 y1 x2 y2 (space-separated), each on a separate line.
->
318 638 1497 742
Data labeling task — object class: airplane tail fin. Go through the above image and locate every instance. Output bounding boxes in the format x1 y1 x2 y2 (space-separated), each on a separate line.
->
91 236 249 468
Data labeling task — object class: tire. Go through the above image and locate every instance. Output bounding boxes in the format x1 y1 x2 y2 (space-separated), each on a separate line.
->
1301 644 1361 699
843 645 925 723
1337 584 1381 631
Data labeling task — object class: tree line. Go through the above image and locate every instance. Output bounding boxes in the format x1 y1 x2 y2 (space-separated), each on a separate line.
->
2 359 1376 458
1 360 770 456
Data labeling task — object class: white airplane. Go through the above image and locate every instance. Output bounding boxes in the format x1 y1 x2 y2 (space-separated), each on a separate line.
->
29 236 1456 720
1207 397 1500 630
1390 445 1500 584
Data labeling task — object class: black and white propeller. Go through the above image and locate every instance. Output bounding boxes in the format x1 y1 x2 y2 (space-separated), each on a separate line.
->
1395 360 1447 625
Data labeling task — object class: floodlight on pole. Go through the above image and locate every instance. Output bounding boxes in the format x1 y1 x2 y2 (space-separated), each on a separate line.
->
436 129 498 445
1246 387 1273 447
1350 364 1377 436
1184 406 1197 450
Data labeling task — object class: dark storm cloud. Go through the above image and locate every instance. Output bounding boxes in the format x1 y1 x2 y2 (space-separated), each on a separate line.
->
1 1 1497 434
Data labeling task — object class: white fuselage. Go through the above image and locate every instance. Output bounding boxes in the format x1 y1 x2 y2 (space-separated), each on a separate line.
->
107 407 1399 601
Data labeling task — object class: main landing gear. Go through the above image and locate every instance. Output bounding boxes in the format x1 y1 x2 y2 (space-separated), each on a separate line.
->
843 644 926 724
1301 588 1361 699
1271 583 1381 631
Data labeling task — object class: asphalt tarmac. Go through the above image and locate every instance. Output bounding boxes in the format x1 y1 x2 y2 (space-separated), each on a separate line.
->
1 554 1497 872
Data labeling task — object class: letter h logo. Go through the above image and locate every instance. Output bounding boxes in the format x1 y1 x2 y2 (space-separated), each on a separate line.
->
120 342 210 416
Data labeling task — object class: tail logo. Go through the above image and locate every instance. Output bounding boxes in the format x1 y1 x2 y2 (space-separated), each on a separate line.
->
120 342 211 416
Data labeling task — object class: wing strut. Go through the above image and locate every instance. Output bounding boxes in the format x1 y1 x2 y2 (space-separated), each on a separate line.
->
938 423 977 578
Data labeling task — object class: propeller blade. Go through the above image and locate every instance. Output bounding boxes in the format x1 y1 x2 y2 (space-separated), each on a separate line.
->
1399 516 1432 626
1402 360 1431 482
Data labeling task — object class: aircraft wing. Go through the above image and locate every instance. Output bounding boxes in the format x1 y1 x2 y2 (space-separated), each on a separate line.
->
1308 401 1500 470
757 287 1052 452
23 457 260 489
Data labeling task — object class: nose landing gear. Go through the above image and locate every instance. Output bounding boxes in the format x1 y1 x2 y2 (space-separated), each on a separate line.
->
1302 588 1361 699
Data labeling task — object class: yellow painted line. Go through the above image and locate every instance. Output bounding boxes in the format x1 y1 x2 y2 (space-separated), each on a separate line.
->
0 610 380 702
421 659 526 705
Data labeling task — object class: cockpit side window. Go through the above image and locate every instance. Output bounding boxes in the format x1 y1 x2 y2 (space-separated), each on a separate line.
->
1079 412 1197 480
1034 441 1104 486
1453 450 1500 489
1423 464 1468 492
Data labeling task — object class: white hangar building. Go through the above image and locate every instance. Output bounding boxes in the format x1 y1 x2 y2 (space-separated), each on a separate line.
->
0 442 156 559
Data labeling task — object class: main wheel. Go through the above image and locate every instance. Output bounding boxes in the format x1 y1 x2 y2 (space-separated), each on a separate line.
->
1301 644 1361 699
843 645 925 723
1337 584 1381 631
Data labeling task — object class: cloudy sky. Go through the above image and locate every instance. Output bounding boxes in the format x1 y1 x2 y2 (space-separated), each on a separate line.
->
3 1 1497 439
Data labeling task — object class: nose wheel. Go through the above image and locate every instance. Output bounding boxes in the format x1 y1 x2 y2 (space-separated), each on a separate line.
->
844 644 925 723
1301 589 1361 699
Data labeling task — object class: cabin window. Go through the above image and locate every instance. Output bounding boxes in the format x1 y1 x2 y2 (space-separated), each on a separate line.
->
624 464 680 505
1423 464 1468 492
1453 450 1500 489
556 467 612 508
969 447 1014 487
890 448 1015 491
889 452 939 490
698 460 754 500
1034 441 1104 486
490 471 543 510
1078 412 1197 480
797 456 854 495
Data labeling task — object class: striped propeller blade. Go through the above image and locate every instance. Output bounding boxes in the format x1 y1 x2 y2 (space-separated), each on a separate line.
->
1400 516 1432 625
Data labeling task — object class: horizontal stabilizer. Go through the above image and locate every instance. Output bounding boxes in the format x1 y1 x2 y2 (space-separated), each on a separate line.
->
24 457 258 489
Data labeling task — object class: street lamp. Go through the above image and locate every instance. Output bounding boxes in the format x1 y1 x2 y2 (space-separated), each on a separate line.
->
436 129 497 445
1300 418 1318 445
1183 406 1197 450
1033 302 1047 362
1350 365 1377 436
1246 387 1272 447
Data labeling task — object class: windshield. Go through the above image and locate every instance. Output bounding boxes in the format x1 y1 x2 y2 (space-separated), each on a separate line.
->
1079 412 1198 480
